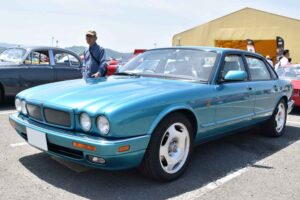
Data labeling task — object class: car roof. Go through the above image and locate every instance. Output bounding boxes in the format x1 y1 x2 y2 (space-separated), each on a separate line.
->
148 46 263 57
6 45 79 55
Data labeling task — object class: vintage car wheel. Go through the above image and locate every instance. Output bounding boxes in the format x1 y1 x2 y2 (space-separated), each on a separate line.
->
0 87 3 103
261 99 287 137
139 113 194 182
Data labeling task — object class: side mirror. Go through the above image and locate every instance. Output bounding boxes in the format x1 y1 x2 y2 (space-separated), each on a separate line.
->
224 70 247 82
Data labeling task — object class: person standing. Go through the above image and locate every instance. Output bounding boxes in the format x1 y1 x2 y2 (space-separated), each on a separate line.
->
82 30 107 78
279 49 290 66
266 55 273 67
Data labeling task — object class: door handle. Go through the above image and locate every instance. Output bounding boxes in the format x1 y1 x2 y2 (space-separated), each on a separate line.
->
247 86 252 91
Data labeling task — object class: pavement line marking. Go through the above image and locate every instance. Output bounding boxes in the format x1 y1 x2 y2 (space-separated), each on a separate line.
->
286 120 300 126
10 142 28 147
171 167 249 200
0 110 16 115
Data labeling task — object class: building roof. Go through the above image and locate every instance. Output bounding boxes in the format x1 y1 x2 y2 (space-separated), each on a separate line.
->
176 7 300 36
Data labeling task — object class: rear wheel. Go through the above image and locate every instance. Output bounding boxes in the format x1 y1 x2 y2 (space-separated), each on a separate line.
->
261 99 287 137
139 113 194 182
0 87 3 104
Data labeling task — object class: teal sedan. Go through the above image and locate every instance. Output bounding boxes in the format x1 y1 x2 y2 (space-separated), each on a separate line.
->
9 47 294 182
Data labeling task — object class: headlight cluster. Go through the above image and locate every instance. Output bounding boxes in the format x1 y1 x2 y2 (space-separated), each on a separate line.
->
15 98 27 115
79 113 110 135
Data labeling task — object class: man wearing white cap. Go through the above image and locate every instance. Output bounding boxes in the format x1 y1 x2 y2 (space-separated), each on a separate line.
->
82 30 107 78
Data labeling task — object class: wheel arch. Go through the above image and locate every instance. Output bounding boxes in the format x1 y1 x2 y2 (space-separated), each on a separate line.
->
147 105 198 137
281 95 288 105
0 82 4 100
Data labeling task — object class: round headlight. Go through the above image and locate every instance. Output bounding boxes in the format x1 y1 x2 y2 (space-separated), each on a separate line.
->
80 113 91 132
21 100 27 115
97 116 110 135
15 98 22 112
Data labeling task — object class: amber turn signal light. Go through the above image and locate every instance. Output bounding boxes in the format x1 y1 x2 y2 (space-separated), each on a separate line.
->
118 145 130 152
72 142 96 151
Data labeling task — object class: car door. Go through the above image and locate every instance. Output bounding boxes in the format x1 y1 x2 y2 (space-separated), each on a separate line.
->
245 55 277 120
214 54 255 133
19 49 54 91
52 50 82 82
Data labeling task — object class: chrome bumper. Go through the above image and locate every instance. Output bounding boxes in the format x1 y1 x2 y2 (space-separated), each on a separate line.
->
287 100 295 114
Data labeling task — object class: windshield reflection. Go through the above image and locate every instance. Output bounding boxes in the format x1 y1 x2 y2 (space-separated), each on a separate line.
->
119 49 218 81
0 48 26 64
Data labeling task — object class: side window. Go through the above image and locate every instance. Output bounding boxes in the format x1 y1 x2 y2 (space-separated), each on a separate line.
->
53 51 80 67
25 50 50 65
221 55 247 80
246 57 271 80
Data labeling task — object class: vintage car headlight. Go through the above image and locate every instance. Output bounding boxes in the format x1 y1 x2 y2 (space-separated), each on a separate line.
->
21 100 27 115
97 116 110 135
15 98 22 112
80 113 91 132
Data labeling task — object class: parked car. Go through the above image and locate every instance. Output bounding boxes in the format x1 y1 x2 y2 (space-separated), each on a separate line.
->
0 46 82 102
9 47 294 181
106 58 119 75
276 66 300 107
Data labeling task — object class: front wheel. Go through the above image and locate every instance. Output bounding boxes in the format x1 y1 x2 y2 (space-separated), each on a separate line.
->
139 113 194 182
261 99 287 137
0 88 3 104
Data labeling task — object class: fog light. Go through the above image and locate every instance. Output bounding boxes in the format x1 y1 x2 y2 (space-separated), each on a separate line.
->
87 155 106 164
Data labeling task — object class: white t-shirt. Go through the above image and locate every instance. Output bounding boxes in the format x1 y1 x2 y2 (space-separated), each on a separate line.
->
279 57 289 66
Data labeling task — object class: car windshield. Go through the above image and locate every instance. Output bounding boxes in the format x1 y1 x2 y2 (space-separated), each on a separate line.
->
119 49 218 81
0 48 26 64
276 66 300 80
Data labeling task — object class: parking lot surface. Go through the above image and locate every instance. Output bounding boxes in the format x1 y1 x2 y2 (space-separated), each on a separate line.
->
0 100 299 200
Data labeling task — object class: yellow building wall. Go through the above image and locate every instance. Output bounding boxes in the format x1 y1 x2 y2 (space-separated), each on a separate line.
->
172 8 300 63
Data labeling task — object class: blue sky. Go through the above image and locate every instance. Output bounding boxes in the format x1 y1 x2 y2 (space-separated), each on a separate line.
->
1 0 300 52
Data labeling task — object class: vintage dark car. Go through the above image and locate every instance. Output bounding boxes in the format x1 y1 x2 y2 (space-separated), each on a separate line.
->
0 46 82 102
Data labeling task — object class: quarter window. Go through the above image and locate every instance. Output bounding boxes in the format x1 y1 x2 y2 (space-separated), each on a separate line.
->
221 55 247 80
246 57 271 80
54 51 80 67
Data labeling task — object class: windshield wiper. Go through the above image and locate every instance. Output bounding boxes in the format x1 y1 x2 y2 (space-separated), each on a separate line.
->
114 72 141 77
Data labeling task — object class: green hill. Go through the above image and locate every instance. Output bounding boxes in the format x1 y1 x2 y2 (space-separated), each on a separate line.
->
65 46 132 60
0 43 132 60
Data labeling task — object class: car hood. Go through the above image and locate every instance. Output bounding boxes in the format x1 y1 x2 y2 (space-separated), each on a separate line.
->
0 61 19 66
291 79 300 89
19 76 199 114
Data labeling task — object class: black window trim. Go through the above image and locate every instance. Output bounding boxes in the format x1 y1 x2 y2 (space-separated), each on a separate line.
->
216 52 250 84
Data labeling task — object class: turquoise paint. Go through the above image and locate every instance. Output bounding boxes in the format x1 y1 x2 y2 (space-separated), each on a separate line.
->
10 47 294 170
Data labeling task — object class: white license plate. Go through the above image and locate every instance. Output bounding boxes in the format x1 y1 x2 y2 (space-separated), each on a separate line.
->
26 128 48 151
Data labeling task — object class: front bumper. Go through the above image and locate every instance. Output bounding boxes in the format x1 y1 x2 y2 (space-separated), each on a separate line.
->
9 113 150 170
287 100 295 113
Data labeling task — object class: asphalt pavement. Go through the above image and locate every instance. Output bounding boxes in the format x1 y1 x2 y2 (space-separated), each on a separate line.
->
0 100 299 200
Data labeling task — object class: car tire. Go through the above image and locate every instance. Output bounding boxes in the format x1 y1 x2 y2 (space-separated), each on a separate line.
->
139 113 194 182
261 99 287 137
0 87 3 104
